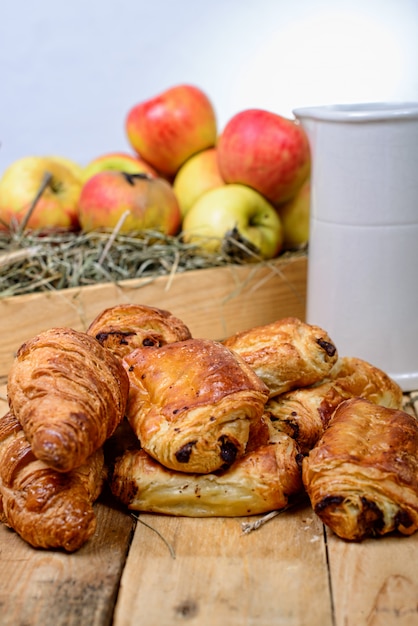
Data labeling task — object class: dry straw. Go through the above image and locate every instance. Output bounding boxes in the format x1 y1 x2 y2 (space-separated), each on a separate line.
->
0 174 306 299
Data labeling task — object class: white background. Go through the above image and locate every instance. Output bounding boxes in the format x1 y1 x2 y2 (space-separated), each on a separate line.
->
1 0 417 176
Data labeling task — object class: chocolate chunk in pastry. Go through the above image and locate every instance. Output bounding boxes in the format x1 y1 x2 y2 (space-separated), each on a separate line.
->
302 397 418 541
266 356 403 454
123 338 269 473
87 303 192 359
0 411 106 552
110 430 302 517
222 317 338 397
7 327 129 473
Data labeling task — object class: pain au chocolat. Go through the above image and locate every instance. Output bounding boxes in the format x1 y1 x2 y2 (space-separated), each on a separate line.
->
7 327 129 473
87 303 192 360
110 430 303 517
266 356 403 454
122 337 270 473
302 397 418 541
222 317 338 397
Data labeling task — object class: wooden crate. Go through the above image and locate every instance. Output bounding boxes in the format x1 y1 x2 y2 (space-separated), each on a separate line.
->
0 254 307 379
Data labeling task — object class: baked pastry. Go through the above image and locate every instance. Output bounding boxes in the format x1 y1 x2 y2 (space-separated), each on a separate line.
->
266 356 403 454
222 317 338 397
123 338 270 473
302 397 418 540
87 303 192 359
0 410 106 552
110 430 303 516
7 327 129 473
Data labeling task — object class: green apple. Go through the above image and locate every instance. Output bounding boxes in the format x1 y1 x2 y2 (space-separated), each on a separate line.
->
173 147 224 219
78 171 181 235
126 84 218 176
277 179 310 249
0 156 82 231
182 183 284 260
82 151 158 183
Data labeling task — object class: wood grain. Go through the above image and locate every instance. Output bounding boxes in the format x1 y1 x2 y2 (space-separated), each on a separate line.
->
0 255 307 377
327 530 418 626
113 502 333 626
0 495 134 626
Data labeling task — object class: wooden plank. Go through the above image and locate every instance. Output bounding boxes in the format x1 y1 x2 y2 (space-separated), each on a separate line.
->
327 531 418 626
113 502 333 626
0 255 307 377
0 493 134 626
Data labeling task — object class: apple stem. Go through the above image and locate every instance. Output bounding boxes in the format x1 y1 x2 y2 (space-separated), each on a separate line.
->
17 171 52 236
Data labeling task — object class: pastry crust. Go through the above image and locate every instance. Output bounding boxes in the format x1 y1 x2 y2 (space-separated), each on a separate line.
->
123 338 270 473
266 356 403 454
87 303 192 359
7 327 129 473
0 411 106 552
110 431 303 517
302 397 418 540
222 317 338 397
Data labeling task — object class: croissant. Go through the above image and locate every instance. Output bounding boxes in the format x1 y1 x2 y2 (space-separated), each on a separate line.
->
123 338 270 473
110 430 303 517
0 410 106 552
222 317 338 397
302 397 418 541
266 356 403 454
87 303 192 360
7 327 129 472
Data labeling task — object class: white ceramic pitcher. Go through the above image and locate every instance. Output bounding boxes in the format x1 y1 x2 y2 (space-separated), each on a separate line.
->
293 102 418 391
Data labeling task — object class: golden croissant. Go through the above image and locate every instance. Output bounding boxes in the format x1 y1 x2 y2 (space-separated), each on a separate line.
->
0 410 106 552
7 327 129 472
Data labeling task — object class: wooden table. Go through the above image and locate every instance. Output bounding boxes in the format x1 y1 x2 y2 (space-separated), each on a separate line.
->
1 386 417 626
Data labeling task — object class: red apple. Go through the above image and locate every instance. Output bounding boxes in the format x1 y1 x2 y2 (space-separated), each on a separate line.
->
182 183 284 260
173 147 224 218
78 171 181 235
277 179 310 249
82 152 158 183
0 156 81 231
125 84 217 177
217 109 311 205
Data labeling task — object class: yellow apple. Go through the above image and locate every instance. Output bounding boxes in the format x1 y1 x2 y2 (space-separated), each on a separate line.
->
173 147 224 219
277 179 310 249
46 155 84 182
78 171 181 235
82 152 158 183
182 183 284 260
0 156 82 231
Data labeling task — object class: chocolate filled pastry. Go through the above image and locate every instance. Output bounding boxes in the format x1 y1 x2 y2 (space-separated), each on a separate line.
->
0 411 106 552
266 356 403 454
123 338 270 473
7 327 129 473
222 317 338 397
110 430 303 517
87 303 192 360
302 397 418 541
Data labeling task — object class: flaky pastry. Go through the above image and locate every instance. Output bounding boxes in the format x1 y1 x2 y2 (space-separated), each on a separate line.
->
0 411 106 552
222 317 338 397
110 430 302 517
87 303 192 359
266 356 403 454
302 397 418 541
7 327 129 472
123 338 270 473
